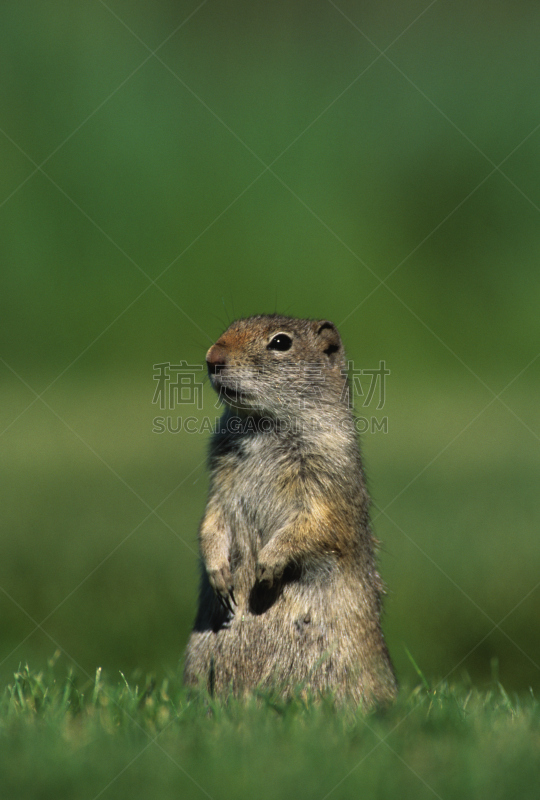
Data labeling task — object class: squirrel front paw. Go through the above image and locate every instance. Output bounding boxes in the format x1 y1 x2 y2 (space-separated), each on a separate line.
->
208 564 236 614
255 547 287 588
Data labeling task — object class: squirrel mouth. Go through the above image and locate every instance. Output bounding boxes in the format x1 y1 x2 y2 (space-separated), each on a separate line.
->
210 375 254 408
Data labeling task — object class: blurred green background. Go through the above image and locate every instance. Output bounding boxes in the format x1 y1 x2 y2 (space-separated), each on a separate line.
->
1 0 538 692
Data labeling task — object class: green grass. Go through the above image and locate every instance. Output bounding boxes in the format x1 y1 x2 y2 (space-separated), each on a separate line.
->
2 657 539 800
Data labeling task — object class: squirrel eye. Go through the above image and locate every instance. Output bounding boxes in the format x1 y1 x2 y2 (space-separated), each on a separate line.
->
267 333 292 351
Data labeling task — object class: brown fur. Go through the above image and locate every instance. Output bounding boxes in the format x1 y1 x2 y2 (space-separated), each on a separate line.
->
183 315 397 707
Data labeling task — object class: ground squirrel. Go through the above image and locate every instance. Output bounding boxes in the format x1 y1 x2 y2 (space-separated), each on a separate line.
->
183 315 397 706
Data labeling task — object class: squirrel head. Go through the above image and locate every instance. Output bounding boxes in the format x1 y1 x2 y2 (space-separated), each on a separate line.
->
206 315 350 418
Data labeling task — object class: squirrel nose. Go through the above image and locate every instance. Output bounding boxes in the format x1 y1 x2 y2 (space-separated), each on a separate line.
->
206 343 227 376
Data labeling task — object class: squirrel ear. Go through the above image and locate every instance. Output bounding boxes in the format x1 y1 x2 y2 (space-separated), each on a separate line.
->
316 321 341 357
